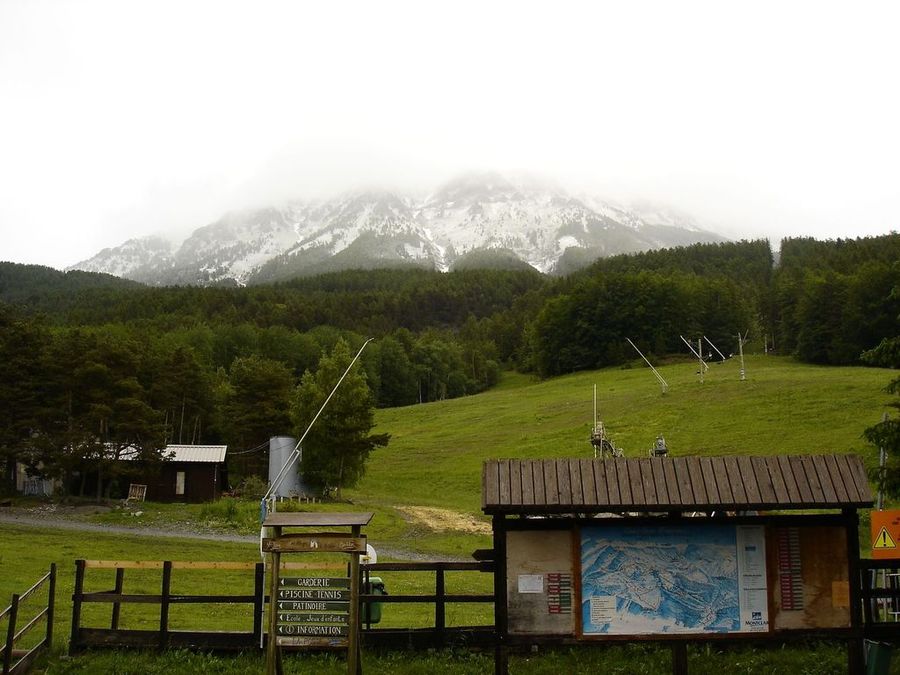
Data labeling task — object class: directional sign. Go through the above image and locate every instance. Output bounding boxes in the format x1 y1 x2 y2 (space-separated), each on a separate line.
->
263 536 366 553
276 636 348 648
278 600 350 612
278 588 349 601
871 510 900 560
280 577 350 589
263 515 370 675
276 624 349 637
278 612 349 625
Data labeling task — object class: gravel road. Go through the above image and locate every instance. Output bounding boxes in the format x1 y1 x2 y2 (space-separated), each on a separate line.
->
0 507 463 561
0 509 256 543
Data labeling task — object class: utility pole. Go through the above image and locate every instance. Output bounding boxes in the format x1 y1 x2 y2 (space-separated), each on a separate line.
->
625 338 668 394
703 335 727 362
680 335 708 382
877 412 889 511
698 339 704 384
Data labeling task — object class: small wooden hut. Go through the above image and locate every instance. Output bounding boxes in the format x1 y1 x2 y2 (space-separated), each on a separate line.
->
150 444 228 503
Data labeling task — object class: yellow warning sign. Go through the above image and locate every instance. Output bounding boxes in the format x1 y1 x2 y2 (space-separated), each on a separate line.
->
874 527 896 550
872 510 900 559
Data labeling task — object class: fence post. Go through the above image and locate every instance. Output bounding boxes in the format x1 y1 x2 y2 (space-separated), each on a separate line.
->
435 565 446 648
69 560 85 655
3 594 19 675
888 569 893 620
845 509 865 674
252 563 264 644
111 568 125 630
493 515 509 675
363 567 371 628
159 561 172 651
671 643 688 675
861 564 874 627
347 527 361 675
46 563 57 650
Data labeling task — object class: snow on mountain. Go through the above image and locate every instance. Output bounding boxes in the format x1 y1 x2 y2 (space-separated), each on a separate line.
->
284 190 437 263
69 173 726 286
71 235 174 284
418 171 610 272
167 207 300 285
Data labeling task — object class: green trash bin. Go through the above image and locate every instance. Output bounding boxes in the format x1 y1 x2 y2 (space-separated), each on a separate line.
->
866 640 892 675
363 576 386 625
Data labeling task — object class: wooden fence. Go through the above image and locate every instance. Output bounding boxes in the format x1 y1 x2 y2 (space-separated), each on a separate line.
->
1 564 56 675
69 560 265 653
62 556 900 664
69 559 495 653
360 560 495 649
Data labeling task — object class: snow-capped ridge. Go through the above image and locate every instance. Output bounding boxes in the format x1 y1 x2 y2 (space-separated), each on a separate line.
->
69 172 725 285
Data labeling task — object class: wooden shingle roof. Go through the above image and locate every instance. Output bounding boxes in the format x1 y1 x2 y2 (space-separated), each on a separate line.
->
481 455 873 514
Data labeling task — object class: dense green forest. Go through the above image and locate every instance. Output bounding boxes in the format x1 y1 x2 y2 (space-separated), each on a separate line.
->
1 234 897 495
772 236 900 364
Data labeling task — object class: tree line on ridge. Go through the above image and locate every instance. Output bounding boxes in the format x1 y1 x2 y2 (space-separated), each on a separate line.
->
1 234 897 496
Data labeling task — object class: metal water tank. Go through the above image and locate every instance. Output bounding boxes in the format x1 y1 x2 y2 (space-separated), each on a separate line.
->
267 436 308 497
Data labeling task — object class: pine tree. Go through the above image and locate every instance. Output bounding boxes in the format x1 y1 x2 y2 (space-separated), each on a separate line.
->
864 271 900 495
291 340 389 498
0 305 50 492
218 354 294 478
864 336 900 495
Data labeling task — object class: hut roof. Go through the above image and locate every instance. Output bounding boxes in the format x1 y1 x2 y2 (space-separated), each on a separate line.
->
482 454 873 515
262 512 374 528
163 444 227 463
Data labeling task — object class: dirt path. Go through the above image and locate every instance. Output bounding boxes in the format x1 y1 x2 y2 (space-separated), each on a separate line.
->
0 510 256 543
395 505 492 535
0 508 462 561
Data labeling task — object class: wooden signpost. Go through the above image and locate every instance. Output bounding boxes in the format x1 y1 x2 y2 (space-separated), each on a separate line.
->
275 576 351 643
262 512 373 675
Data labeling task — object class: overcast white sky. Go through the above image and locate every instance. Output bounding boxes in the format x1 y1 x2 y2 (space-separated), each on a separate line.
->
1 0 898 269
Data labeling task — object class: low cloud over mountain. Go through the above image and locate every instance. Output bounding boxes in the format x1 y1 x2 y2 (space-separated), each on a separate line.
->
71 172 725 285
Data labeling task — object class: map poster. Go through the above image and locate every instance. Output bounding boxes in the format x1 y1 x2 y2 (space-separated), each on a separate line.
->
580 523 769 636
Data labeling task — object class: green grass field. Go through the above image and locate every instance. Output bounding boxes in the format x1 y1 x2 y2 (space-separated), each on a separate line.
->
66 354 895 560
1 354 896 672
358 354 890 513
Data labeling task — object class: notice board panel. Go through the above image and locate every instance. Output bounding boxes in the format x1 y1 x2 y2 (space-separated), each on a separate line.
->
768 525 850 630
580 523 769 636
506 529 577 636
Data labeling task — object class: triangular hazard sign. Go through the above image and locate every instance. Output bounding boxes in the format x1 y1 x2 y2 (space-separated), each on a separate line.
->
874 527 897 549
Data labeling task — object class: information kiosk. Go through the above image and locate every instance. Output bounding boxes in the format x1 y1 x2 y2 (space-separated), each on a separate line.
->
483 454 873 674
262 512 373 675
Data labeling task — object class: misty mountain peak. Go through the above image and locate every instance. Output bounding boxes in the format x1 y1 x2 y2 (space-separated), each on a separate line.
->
429 171 519 203
69 172 725 285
